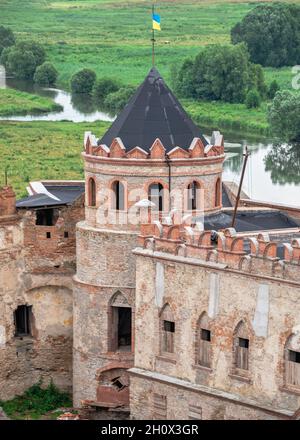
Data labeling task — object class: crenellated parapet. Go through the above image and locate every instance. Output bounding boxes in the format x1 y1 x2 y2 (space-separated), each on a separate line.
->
83 132 224 162
137 220 300 283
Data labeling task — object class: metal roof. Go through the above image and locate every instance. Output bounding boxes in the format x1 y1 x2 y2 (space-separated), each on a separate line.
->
98 67 208 152
16 183 84 209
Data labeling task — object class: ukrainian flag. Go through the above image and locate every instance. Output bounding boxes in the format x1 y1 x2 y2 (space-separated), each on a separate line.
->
152 13 161 31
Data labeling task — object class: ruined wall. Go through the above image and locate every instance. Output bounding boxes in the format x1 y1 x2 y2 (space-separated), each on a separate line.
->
0 190 84 400
130 226 300 419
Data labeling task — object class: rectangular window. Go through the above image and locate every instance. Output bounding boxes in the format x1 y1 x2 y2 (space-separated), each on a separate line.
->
189 404 202 420
46 232 51 239
64 231 69 238
236 338 249 370
117 307 132 350
162 320 175 353
239 338 249 348
289 350 300 363
36 208 58 226
201 329 211 342
153 394 167 419
14 305 32 337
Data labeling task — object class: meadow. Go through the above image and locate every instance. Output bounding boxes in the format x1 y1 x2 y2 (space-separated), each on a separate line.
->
0 89 61 116
0 120 109 197
0 0 299 195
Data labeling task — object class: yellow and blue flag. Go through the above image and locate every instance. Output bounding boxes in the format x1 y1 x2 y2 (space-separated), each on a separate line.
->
152 13 161 31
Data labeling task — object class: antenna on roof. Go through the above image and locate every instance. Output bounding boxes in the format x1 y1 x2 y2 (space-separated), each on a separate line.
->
231 146 250 229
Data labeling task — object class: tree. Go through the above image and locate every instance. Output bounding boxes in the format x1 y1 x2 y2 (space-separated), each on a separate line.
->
71 69 96 94
231 3 300 67
268 80 280 100
93 78 120 102
0 40 46 80
0 26 15 56
34 62 58 86
245 89 261 108
104 86 136 114
264 143 300 185
174 44 266 104
268 91 300 142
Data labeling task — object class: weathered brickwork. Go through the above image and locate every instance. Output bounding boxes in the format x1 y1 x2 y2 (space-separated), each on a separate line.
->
0 185 84 399
129 223 300 419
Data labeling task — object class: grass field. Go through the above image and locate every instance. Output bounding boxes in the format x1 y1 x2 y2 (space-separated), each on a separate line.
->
0 88 62 116
0 120 109 197
1 0 298 89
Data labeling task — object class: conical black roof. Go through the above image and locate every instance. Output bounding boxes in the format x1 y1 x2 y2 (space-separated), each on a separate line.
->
98 67 208 153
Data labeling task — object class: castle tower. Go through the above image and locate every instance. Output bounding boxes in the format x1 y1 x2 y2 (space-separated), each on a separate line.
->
73 68 225 409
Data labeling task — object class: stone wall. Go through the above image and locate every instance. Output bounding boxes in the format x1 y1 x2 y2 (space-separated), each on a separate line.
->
130 225 300 419
0 188 84 400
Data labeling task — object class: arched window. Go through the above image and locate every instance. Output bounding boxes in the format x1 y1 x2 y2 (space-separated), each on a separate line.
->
148 183 164 212
109 291 132 352
88 177 96 207
196 312 211 368
284 334 300 388
187 181 201 210
233 321 249 371
112 181 125 210
160 304 175 354
215 178 221 207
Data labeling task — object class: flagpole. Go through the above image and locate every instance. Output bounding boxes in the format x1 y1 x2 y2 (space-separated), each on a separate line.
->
152 4 155 67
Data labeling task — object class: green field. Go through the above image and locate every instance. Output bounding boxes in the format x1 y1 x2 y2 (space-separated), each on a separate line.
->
0 88 62 116
0 121 109 197
1 0 298 89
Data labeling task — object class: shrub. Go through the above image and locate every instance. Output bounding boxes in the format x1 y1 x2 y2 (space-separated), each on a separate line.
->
174 44 266 104
70 69 96 94
0 26 15 56
1 41 46 80
268 90 300 142
231 3 300 67
245 89 261 108
268 80 280 100
93 78 120 102
104 86 136 114
34 62 58 86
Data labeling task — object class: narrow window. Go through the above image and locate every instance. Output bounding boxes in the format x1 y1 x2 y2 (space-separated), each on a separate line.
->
233 322 249 371
88 177 96 207
160 304 175 354
153 394 167 419
284 335 300 388
64 231 69 238
196 313 212 368
112 181 125 210
46 232 51 238
109 292 132 352
14 305 32 337
149 183 164 212
215 178 221 207
189 404 202 420
188 181 200 210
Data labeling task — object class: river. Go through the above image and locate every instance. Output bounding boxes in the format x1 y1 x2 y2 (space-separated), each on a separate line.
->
0 69 299 207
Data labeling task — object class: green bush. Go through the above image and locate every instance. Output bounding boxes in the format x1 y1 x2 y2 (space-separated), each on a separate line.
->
245 89 261 109
268 80 280 100
231 3 300 67
174 44 266 104
268 90 300 142
0 380 72 419
0 26 15 56
93 78 120 102
104 86 136 114
1 40 45 80
34 62 58 86
70 68 96 94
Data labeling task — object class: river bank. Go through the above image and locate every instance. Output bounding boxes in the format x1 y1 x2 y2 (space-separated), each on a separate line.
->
0 89 62 117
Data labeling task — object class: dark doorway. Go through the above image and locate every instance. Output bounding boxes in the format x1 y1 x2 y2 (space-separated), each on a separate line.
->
36 208 57 226
117 307 131 351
